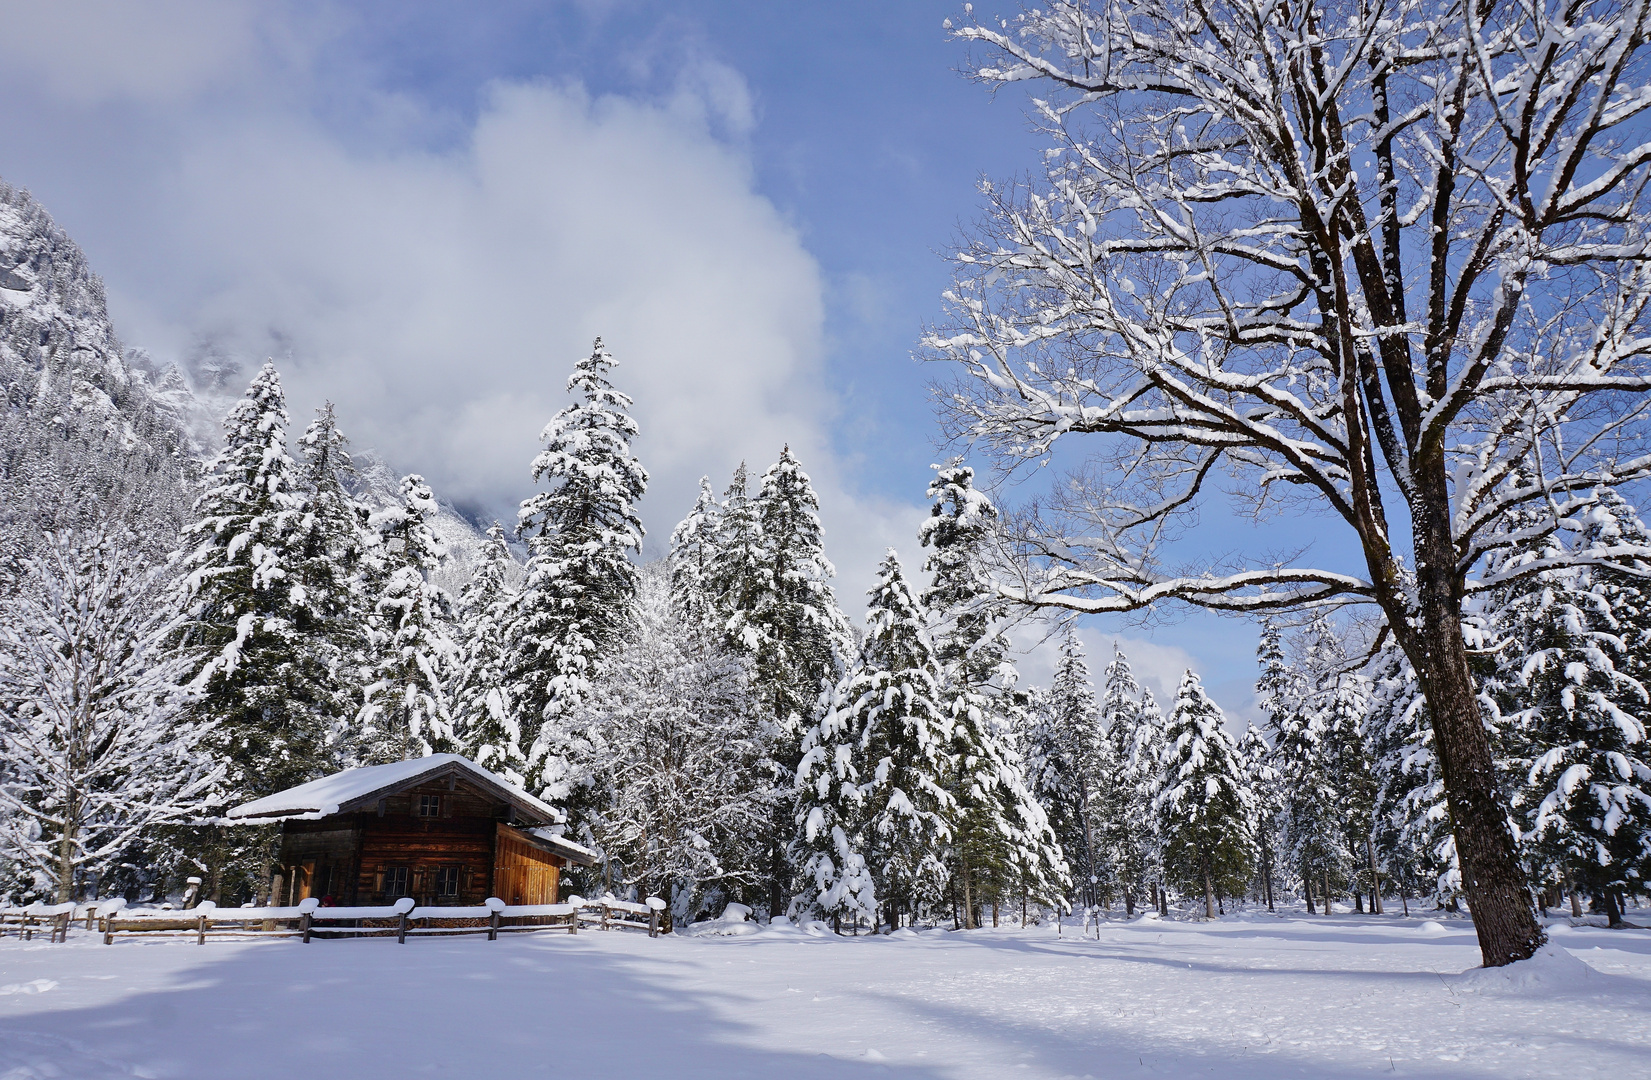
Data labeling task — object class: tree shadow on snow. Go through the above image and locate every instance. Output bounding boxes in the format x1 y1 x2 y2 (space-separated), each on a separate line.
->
0 934 951 1080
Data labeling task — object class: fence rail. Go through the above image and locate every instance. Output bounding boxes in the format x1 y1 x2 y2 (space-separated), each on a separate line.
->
56 894 668 946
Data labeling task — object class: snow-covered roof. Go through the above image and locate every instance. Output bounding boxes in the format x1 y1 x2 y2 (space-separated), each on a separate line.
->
528 827 600 867
226 754 560 826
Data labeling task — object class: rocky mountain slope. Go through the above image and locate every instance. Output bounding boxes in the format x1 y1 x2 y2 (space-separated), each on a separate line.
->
0 179 493 581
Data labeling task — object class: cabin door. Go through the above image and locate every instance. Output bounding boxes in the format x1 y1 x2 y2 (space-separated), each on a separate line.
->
290 861 315 903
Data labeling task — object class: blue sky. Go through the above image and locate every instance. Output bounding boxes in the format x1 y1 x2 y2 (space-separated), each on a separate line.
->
0 0 1359 719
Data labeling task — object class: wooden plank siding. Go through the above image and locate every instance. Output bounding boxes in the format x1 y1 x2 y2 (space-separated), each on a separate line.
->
493 823 563 906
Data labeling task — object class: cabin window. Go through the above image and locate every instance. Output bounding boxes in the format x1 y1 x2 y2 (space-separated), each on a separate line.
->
383 866 409 899
417 794 441 817
434 866 461 898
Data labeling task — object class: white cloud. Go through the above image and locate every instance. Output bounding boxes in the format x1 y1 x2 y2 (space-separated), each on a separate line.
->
3 43 924 607
0 0 266 104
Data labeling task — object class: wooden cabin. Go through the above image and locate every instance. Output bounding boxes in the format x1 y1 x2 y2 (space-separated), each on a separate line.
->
226 754 597 907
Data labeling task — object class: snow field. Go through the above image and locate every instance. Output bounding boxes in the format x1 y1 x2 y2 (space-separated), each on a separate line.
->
0 912 1646 1080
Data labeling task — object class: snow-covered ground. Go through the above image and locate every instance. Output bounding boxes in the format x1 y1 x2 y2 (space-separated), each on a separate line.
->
0 911 1646 1079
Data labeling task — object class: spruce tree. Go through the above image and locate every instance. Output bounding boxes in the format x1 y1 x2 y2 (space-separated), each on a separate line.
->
793 552 952 930
1155 671 1254 918
1486 526 1651 925
668 476 722 629
747 448 854 914
1238 724 1280 911
455 524 529 786
1258 620 1352 914
357 475 460 763
291 403 370 747
1099 647 1151 913
1301 618 1381 913
705 463 763 646
176 362 333 900
1130 686 1170 912
508 338 647 820
919 462 1068 923
1367 640 1455 910
1046 630 1106 909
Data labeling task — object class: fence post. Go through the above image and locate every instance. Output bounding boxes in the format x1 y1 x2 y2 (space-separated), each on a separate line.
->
488 910 500 941
301 912 312 943
196 915 207 945
601 904 612 932
397 912 408 944
649 908 659 938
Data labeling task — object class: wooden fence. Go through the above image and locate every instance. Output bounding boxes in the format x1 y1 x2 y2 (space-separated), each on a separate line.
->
73 894 668 945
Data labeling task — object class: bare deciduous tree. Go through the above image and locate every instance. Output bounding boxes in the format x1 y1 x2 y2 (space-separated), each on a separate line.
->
930 0 1651 965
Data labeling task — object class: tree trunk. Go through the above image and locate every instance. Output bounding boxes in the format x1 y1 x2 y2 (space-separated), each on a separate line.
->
1157 882 1167 917
1323 868 1332 916
1304 868 1315 915
1202 854 1216 920
1366 837 1384 915
1402 498 1545 966
961 859 976 930
1604 889 1625 928
1570 890 1583 919
54 809 76 904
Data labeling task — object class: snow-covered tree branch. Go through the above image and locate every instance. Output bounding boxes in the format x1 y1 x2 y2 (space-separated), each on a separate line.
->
929 0 1651 965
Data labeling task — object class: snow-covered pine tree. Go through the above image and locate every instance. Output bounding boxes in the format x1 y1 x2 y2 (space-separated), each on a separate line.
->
1257 621 1350 914
1098 647 1151 913
176 362 335 900
919 461 1068 924
1130 686 1169 913
794 552 953 931
1483 519 1651 926
579 563 768 923
1366 639 1456 911
746 448 854 915
0 529 222 903
1156 670 1254 918
1587 489 1651 692
705 463 762 642
1237 724 1280 911
356 475 460 764
1045 630 1106 909
291 403 370 746
508 338 648 821
455 523 529 787
667 476 722 629
1300 618 1381 913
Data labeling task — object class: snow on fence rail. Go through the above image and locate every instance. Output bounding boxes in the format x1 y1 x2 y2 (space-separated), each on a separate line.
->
94 894 667 945
0 903 77 943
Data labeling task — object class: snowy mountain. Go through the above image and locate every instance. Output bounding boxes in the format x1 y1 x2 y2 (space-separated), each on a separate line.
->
0 179 495 574
347 447 507 595
0 181 196 555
